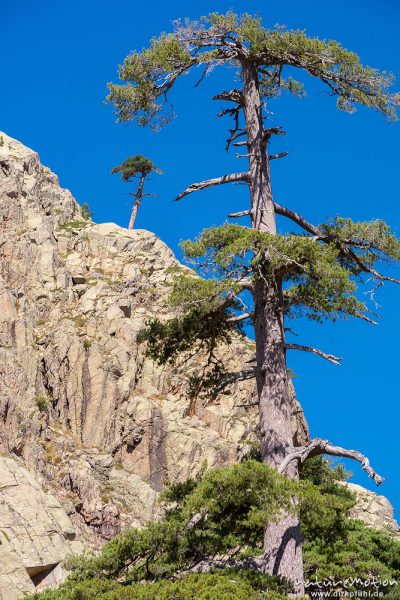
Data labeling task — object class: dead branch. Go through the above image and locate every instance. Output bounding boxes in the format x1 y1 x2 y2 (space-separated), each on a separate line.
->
285 343 342 365
213 89 244 105
263 127 286 142
269 152 289 161
273 202 322 237
176 172 250 201
228 209 253 218
227 312 253 323
345 247 400 285
278 437 384 485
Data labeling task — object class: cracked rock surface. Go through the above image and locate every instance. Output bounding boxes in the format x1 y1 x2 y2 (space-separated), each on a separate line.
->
0 456 82 598
0 132 308 563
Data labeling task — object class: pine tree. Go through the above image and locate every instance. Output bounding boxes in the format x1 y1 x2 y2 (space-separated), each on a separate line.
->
107 12 400 594
111 155 161 229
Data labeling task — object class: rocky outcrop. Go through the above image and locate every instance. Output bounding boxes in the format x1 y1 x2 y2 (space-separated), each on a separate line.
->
343 482 400 536
0 456 82 599
0 131 308 560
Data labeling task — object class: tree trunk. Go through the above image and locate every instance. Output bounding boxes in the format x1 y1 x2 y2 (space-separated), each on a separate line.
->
241 60 305 595
128 175 145 229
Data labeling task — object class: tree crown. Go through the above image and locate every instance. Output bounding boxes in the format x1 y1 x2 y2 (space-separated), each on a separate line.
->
111 154 160 181
107 11 399 127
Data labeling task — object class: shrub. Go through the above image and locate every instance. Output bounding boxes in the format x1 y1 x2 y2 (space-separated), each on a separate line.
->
35 395 49 412
81 203 94 221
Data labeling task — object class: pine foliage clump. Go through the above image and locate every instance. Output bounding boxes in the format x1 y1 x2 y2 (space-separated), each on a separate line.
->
31 459 400 599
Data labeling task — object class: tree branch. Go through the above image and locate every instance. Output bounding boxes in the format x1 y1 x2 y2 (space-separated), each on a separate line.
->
263 127 286 141
227 312 253 323
228 209 253 219
278 437 384 485
285 343 342 365
345 247 400 285
273 202 323 237
176 172 250 201
213 89 244 105
269 152 289 161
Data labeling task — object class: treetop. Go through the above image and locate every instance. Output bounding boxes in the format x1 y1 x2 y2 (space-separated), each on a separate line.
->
107 11 400 127
111 154 160 181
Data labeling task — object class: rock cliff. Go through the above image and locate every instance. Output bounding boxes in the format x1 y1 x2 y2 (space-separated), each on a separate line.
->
0 131 309 593
0 132 397 598
0 456 83 599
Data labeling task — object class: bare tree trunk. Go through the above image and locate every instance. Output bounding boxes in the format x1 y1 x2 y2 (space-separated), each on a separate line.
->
128 175 145 229
242 60 305 595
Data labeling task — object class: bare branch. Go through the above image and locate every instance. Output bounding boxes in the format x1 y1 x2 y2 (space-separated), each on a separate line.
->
227 312 253 323
273 202 322 237
228 209 253 219
213 89 244 105
269 152 289 161
355 313 378 326
345 247 400 285
285 343 342 365
194 64 211 88
237 277 254 291
278 437 384 485
176 172 250 201
263 127 286 141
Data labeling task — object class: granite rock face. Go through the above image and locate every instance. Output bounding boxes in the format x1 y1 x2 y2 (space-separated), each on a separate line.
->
343 482 400 536
0 456 82 599
0 132 308 558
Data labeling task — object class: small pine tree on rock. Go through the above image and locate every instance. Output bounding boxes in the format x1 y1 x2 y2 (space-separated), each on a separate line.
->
111 155 161 229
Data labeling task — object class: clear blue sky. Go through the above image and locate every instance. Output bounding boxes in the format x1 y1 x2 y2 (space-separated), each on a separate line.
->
2 1 399 515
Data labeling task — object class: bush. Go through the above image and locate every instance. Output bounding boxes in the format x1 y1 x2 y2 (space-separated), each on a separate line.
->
30 572 292 600
81 203 94 221
35 395 49 412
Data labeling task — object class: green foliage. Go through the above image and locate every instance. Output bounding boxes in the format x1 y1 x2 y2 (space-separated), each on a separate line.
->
36 461 298 589
139 218 400 389
111 154 160 181
35 395 49 413
322 217 400 266
83 338 92 350
30 571 293 600
138 273 246 395
304 520 400 588
138 274 245 366
108 35 193 126
81 203 93 221
179 222 368 323
59 220 88 230
299 458 400 592
31 459 400 599
107 11 399 126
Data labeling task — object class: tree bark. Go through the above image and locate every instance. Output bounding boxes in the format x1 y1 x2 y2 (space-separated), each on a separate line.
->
128 174 145 229
241 59 305 595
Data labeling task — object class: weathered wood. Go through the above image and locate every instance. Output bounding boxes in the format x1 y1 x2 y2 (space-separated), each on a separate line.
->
278 438 384 485
176 172 250 201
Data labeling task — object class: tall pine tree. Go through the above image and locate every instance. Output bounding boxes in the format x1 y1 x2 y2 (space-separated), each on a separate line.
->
108 12 400 594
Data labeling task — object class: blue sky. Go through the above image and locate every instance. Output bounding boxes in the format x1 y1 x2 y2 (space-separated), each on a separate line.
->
2 1 400 514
